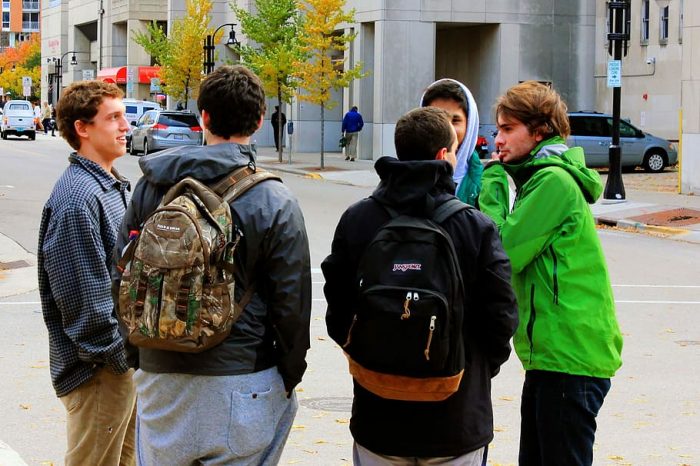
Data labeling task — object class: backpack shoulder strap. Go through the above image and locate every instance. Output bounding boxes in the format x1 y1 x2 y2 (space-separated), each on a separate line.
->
211 166 282 204
432 198 469 224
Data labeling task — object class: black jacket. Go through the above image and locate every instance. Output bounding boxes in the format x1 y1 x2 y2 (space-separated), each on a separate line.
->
112 143 312 392
322 156 518 457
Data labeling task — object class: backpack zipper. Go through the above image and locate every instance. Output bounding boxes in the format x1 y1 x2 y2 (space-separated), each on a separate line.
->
401 291 420 320
549 244 559 304
526 284 536 365
343 314 357 348
424 315 436 361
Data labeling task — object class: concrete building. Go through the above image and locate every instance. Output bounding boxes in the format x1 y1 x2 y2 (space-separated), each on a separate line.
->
1 0 39 51
593 0 697 194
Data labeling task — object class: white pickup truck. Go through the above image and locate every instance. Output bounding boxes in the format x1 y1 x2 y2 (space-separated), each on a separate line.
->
1 100 36 140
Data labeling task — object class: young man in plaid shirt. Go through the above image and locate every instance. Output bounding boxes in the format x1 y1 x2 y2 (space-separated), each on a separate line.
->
37 81 135 466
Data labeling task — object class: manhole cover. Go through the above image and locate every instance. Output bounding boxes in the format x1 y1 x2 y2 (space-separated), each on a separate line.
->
628 208 700 227
299 396 352 412
0 260 31 271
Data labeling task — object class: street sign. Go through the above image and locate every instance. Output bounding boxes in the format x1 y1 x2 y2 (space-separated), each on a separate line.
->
607 60 622 88
22 76 32 88
23 86 31 97
0 87 4 96
82 69 95 80
150 78 161 93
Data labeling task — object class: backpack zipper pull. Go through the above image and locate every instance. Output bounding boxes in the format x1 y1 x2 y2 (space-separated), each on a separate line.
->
343 314 358 348
401 292 412 320
424 315 436 361
413 292 419 301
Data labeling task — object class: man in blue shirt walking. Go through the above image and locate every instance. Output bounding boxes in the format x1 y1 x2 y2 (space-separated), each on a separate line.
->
342 106 364 161
37 81 135 466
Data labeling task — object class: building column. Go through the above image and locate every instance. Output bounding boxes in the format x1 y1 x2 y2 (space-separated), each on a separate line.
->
681 1 700 194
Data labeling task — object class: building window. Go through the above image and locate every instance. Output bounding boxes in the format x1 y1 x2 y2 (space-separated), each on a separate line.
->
641 0 650 43
2 12 9 30
679 0 684 43
2 1 9 8
22 0 39 10
22 12 39 31
659 6 669 43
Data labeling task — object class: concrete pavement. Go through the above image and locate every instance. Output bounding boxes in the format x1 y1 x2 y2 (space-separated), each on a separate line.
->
1 142 698 463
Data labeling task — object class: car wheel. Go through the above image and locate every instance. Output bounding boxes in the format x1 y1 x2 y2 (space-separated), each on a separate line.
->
1 132 6 140
29 132 35 141
129 140 137 156
643 150 666 173
143 139 149 156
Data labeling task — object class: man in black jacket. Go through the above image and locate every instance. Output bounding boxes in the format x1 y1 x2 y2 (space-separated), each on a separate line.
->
112 65 312 465
323 107 518 465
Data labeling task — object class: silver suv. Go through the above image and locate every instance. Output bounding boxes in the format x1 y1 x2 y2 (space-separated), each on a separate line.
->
129 110 203 155
479 112 677 173
567 112 677 173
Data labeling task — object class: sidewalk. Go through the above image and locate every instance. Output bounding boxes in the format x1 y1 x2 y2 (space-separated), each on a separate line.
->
255 146 700 244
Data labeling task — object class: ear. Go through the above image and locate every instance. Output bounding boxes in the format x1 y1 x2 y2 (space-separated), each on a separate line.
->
435 147 448 161
74 119 89 140
256 115 264 131
201 110 210 131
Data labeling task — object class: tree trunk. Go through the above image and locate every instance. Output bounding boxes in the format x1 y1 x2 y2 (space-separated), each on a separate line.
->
277 87 283 163
320 103 325 169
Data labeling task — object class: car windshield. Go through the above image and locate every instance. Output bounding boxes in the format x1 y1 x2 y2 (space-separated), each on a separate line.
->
8 103 30 111
159 113 199 127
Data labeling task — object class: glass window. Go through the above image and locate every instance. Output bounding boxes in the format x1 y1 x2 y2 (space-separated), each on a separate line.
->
619 121 640 138
2 12 9 29
660 6 669 43
159 113 199 127
641 0 650 43
571 117 611 138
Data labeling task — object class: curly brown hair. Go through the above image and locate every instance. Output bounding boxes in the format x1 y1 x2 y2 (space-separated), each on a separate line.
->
56 80 124 150
495 81 570 140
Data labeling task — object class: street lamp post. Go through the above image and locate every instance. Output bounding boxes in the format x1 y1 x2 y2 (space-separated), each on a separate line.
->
203 23 239 75
48 51 88 102
603 0 631 202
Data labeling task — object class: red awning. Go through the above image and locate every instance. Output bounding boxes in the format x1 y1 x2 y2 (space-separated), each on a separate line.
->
97 67 127 84
96 66 160 85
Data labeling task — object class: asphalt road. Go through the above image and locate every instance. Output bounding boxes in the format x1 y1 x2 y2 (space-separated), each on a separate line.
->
0 134 698 465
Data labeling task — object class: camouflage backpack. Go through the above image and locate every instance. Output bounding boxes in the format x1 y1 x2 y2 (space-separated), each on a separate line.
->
117 166 280 353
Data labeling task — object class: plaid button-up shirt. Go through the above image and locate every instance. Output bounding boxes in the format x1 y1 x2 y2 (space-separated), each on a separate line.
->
38 153 131 397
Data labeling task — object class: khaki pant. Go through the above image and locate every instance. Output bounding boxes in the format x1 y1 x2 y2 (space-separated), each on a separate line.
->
59 367 136 466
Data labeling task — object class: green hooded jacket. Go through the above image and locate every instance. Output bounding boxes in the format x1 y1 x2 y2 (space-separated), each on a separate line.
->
456 150 483 207
479 137 623 378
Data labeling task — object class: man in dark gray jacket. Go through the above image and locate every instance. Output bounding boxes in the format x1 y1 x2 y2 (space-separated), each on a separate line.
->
112 65 312 465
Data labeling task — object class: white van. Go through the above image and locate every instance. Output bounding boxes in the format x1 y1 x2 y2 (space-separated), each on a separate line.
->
123 99 160 125
124 99 160 150
1 100 35 140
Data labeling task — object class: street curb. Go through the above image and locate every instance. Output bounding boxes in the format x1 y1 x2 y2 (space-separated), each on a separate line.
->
596 216 689 236
256 162 325 180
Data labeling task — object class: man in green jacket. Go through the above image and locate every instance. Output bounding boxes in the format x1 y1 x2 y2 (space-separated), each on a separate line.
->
479 81 623 466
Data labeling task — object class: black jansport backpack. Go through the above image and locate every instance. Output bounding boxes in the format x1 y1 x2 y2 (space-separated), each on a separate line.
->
343 197 468 401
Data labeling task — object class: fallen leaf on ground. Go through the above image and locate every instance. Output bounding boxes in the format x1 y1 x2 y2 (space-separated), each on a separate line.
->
291 424 306 430
499 396 514 401
335 418 349 424
19 404 30 410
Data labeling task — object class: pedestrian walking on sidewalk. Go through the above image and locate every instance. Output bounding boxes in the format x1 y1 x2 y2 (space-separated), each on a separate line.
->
113 65 312 466
37 81 136 466
421 79 483 207
342 106 364 161
324 107 518 465
479 81 623 466
41 102 53 135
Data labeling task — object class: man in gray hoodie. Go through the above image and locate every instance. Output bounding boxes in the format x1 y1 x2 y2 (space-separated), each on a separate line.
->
113 65 312 465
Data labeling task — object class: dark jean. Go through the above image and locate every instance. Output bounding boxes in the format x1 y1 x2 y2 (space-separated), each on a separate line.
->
519 370 611 466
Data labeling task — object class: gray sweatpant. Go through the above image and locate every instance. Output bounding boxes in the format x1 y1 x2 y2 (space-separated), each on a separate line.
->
134 367 296 466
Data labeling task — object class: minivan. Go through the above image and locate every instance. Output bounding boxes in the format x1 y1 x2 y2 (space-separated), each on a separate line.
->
1 100 36 140
129 110 203 155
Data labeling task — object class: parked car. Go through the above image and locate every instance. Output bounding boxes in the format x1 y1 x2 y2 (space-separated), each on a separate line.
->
479 112 677 173
1 100 36 140
123 99 160 151
568 111 677 173
129 110 203 155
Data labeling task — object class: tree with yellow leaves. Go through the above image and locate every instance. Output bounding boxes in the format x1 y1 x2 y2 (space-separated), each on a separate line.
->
233 0 304 162
295 0 364 168
134 0 214 108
